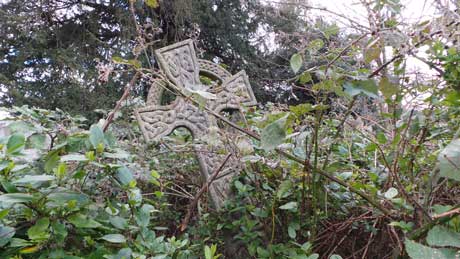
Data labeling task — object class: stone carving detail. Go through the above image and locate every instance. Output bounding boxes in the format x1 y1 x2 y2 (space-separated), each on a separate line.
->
135 39 257 208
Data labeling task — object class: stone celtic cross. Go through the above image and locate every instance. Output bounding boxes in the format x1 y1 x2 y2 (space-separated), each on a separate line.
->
135 39 257 208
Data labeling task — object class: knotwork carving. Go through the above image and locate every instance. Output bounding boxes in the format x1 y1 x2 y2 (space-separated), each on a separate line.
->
135 39 257 208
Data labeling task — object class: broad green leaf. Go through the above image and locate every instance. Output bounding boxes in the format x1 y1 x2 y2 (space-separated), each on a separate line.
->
1 180 18 193
89 125 105 149
279 201 298 211
47 192 88 205
110 216 128 230
13 175 55 185
288 224 297 239
276 180 293 199
330 255 343 259
45 152 60 173
405 239 447 259
298 72 312 84
101 234 126 243
51 222 68 243
427 226 460 248
365 47 381 64
204 245 212 259
61 154 88 162
68 214 101 228
290 53 303 73
261 114 289 151
0 225 15 247
116 166 134 186
379 77 399 99
0 193 34 204
26 134 47 149
438 139 460 181
145 0 159 8
27 217 50 241
0 209 9 220
7 121 35 135
7 133 25 155
344 80 379 99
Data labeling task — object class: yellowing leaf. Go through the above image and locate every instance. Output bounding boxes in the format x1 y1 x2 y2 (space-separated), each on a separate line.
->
145 0 159 8
20 245 40 254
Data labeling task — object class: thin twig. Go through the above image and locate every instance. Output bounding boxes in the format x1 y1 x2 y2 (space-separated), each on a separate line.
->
180 154 232 232
102 72 141 132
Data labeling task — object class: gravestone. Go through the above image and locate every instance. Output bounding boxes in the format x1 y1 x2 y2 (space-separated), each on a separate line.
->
135 39 257 209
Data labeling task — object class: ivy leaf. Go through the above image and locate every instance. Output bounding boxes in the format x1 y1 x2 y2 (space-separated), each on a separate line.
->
427 226 460 248
290 53 303 73
260 114 289 151
7 133 25 155
438 139 460 181
101 234 126 244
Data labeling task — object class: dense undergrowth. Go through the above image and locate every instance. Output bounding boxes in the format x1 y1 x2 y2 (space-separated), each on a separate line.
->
2 1 460 259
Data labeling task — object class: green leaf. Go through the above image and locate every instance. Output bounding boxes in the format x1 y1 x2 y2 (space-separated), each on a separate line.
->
290 53 303 73
438 139 460 181
0 225 15 247
384 187 398 199
116 166 134 186
204 245 212 259
45 152 60 173
1 180 18 193
298 72 312 84
288 223 298 239
330 255 343 259
89 125 105 149
279 201 298 211
51 222 68 243
365 47 381 64
344 80 379 99
145 0 159 8
405 239 447 259
27 217 50 241
13 175 55 185
68 214 101 229
101 234 126 244
110 216 128 230
261 114 289 151
0 209 9 220
0 193 34 205
379 77 399 99
427 226 460 248
26 134 47 149
61 154 88 162
7 133 25 155
47 192 88 205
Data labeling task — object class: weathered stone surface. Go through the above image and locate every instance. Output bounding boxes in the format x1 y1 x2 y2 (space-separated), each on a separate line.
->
135 39 257 208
